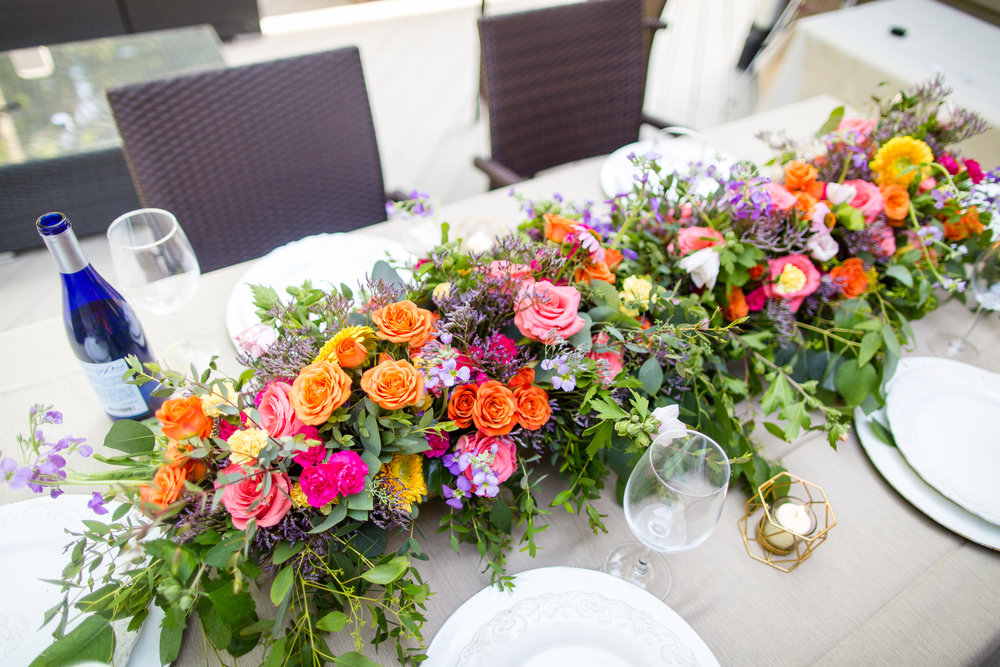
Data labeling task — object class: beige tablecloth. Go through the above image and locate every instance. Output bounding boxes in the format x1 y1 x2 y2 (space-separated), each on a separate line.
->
2 96 999 666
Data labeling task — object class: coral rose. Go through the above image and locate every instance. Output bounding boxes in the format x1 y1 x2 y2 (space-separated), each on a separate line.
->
783 160 818 192
881 184 910 224
456 432 517 486
371 300 435 349
360 355 425 410
844 180 884 224
575 259 616 284
165 439 207 482
507 367 535 390
587 331 625 386
543 213 576 243
829 258 868 298
447 383 478 427
472 380 518 436
258 380 306 438
724 286 749 322
299 450 369 506
156 396 212 441
215 463 292 529
514 385 551 430
676 226 725 255
139 465 187 511
290 361 353 426
765 254 821 312
514 280 585 343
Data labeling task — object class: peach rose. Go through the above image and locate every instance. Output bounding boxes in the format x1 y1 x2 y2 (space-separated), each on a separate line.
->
514 385 551 430
290 361 353 426
829 258 868 298
507 367 535 390
514 280 585 343
472 380 518 436
676 226 725 255
783 160 818 192
215 463 292 530
880 184 910 223
139 465 187 511
488 261 534 281
156 396 212 441
836 118 876 143
447 383 479 427
543 213 576 243
360 355 425 410
456 432 517 486
371 300 435 349
724 286 749 322
165 439 207 482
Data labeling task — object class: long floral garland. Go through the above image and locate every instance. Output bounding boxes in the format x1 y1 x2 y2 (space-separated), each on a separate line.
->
2 78 995 666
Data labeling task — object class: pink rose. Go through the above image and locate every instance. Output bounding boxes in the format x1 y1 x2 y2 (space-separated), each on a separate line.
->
963 159 984 185
300 450 369 506
765 182 798 212
843 180 884 224
676 226 725 255
745 287 767 311
918 177 937 193
216 464 292 530
764 254 821 312
587 332 625 386
257 381 306 439
871 224 897 259
456 431 517 486
514 280 585 343
835 118 876 143
234 323 277 360
292 442 328 468
488 260 534 281
424 431 451 458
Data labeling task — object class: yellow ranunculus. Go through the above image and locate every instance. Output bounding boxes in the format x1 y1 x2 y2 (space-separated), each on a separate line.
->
227 427 270 465
774 264 807 296
200 381 237 418
869 136 934 186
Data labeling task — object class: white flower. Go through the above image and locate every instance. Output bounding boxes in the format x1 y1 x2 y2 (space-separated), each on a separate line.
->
678 247 720 290
809 202 831 233
400 218 442 257
825 182 857 207
807 232 839 262
234 323 276 359
651 404 685 436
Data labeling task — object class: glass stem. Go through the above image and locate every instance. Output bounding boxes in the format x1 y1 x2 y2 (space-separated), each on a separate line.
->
954 304 985 349
633 548 653 578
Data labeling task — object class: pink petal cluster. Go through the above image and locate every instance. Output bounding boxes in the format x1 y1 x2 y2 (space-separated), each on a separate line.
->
514 280 585 343
257 381 309 439
456 432 517 486
843 180 884 224
587 332 625 386
299 450 369 507
676 226 725 255
216 464 292 529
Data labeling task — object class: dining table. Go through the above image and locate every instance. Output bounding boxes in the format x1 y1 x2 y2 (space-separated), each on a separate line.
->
1 94 999 666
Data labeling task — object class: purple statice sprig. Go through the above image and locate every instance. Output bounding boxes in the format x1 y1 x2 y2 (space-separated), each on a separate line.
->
3 404 92 502
385 190 437 221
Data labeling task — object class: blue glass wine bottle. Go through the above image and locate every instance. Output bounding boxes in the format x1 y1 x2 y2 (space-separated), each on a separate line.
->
36 212 163 420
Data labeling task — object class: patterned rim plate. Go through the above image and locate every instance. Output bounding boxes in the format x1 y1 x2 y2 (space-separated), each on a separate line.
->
425 566 719 667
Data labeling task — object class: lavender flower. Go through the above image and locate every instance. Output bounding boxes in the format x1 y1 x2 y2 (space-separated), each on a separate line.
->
87 491 109 515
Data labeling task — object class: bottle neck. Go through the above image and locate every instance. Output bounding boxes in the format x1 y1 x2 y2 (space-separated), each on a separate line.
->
37 212 89 274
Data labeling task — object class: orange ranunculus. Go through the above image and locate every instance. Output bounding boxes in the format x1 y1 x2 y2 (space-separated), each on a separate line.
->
574 260 616 284
784 160 818 192
139 465 187 510
156 396 212 441
514 385 551 431
360 355 425 410
724 286 749 322
943 206 984 242
829 258 868 298
371 300 435 349
447 384 479 428
543 213 576 243
290 361 353 426
507 367 535 390
881 184 910 224
472 380 518 436
165 439 207 482
793 191 818 214
604 247 624 270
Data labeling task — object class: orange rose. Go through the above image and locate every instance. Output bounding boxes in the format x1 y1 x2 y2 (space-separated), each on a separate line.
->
514 385 551 430
371 300 435 349
793 191 817 214
139 465 187 510
507 367 535 390
360 355 425 410
165 439 207 482
943 206 984 242
472 380 518 436
543 213 575 243
881 184 910 224
290 361 353 426
574 260 616 284
724 286 749 322
604 247 624 270
156 396 211 441
447 384 479 428
334 337 369 368
784 160 818 192
829 258 868 298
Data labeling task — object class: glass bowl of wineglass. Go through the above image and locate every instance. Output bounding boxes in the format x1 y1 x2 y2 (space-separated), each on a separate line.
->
605 429 730 599
107 208 218 370
930 241 1000 362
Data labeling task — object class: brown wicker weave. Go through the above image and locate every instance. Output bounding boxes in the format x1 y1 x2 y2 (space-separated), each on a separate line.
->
107 47 388 272
475 0 663 189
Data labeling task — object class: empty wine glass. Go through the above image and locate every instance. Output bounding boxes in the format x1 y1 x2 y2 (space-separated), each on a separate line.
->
107 208 217 370
605 429 730 599
930 241 1000 362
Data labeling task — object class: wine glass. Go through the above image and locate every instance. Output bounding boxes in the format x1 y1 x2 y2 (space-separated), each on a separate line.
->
605 429 730 599
107 208 217 370
930 241 1000 362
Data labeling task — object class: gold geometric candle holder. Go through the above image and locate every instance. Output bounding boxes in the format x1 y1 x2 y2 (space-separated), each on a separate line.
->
738 472 836 573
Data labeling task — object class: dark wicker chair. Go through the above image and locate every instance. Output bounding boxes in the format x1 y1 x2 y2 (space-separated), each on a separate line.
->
475 0 671 189
107 47 388 272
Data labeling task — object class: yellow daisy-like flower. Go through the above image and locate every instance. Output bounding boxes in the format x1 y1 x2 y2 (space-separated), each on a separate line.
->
227 427 270 465
313 325 377 367
869 136 934 186
377 453 428 513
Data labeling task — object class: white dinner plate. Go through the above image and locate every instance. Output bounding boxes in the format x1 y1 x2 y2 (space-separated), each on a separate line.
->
425 566 719 666
600 137 736 199
0 495 165 666
855 358 1000 550
224 233 410 341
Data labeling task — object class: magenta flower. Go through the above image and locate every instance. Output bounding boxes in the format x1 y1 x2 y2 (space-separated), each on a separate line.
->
299 451 369 506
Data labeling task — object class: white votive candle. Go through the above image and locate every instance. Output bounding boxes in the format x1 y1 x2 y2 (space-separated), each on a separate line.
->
761 498 816 551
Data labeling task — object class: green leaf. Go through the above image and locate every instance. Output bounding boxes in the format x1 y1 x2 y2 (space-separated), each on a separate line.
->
490 498 513 533
360 556 409 585
199 604 232 650
29 615 114 666
857 330 882 367
308 502 348 534
262 638 287 667
763 421 787 441
315 611 349 632
584 420 614 458
590 280 620 308
350 523 388 558
103 420 155 454
815 105 845 137
334 653 381 667
371 260 405 289
566 312 594 351
834 359 878 408
273 540 306 565
885 263 913 287
159 607 187 665
637 357 663 394
250 284 280 313
270 566 294 606
868 417 896 447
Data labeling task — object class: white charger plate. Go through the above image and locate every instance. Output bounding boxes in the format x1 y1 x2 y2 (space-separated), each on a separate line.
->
599 138 736 199
0 495 165 666
224 233 410 341
855 357 1000 549
425 566 718 667
885 356 1000 525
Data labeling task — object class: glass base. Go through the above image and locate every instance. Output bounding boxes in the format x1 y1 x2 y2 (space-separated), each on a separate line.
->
161 336 220 372
928 332 979 363
604 542 671 599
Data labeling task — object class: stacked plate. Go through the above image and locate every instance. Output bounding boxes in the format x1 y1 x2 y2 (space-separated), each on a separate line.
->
855 356 1000 549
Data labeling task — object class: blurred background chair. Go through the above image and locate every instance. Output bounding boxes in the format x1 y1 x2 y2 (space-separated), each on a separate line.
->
107 46 389 272
474 0 672 189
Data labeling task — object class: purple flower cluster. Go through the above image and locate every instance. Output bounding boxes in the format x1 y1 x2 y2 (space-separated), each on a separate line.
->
540 355 576 391
3 406 93 503
441 449 499 508
726 174 774 222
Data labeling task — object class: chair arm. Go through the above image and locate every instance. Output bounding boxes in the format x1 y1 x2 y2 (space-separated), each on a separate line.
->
642 17 668 31
473 156 526 188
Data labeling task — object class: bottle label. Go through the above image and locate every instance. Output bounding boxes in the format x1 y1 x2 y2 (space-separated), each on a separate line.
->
77 358 148 418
